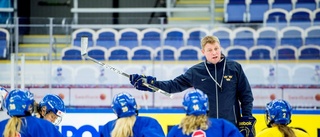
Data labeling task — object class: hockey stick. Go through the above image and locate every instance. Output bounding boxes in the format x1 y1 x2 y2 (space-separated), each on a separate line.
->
80 37 173 98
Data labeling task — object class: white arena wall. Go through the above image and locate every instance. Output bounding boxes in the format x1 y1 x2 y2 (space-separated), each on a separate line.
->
0 61 319 85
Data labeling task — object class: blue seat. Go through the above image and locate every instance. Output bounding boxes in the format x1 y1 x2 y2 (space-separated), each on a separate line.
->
271 0 293 11
0 28 9 59
119 28 141 49
154 46 178 61
96 28 118 49
107 46 131 60
186 28 209 47
225 46 249 60
249 46 273 60
264 9 289 29
257 27 277 48
131 46 154 60
305 26 320 46
248 0 269 22
289 8 313 29
225 0 247 22
177 46 202 60
163 28 186 48
280 26 304 48
61 47 83 60
298 45 320 60
72 28 95 47
233 27 256 48
210 27 233 48
313 9 320 26
87 46 108 60
295 0 317 11
276 45 298 60
141 28 161 49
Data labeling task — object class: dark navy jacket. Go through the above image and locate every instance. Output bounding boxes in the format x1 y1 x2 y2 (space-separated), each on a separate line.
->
154 58 254 125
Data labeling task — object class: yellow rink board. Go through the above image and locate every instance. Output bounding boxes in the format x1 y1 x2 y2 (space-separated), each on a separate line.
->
140 113 320 137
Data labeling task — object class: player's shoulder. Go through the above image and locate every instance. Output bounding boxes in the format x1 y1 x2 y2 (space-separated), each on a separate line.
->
256 127 279 137
105 119 117 126
209 118 232 125
137 116 158 122
167 125 180 136
0 118 9 127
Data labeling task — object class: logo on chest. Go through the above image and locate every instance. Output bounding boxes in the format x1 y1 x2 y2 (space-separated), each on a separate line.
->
223 75 233 81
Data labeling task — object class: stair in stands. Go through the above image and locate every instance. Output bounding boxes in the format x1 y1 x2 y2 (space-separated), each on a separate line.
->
18 35 71 60
169 0 224 24
21 35 71 44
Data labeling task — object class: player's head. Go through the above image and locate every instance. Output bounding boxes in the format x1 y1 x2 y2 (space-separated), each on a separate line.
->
0 86 8 111
5 89 35 117
182 89 209 116
111 92 138 118
265 99 292 127
38 94 66 125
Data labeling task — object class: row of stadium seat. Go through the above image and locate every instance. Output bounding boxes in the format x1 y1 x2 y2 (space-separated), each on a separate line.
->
61 45 320 61
71 26 320 50
225 0 320 22
0 28 9 59
264 8 320 29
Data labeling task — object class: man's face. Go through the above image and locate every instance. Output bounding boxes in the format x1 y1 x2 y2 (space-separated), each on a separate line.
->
201 42 222 64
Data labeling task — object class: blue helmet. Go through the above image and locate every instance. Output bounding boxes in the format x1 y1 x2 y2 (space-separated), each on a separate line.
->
5 89 34 117
182 89 209 116
265 99 292 127
38 94 66 123
111 92 137 118
0 86 8 111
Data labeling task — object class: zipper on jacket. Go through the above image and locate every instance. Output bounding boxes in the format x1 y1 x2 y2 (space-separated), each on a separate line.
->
215 64 219 118
233 105 237 124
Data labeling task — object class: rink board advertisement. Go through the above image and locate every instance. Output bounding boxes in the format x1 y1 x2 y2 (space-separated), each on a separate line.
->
57 110 320 137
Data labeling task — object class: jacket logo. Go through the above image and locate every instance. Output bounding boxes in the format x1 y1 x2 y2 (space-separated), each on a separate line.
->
201 78 206 81
223 75 233 81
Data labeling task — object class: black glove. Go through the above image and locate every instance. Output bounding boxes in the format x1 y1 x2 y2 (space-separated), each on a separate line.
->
238 116 256 137
130 74 142 86
129 74 156 92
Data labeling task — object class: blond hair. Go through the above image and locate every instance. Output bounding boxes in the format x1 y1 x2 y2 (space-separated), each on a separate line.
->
178 115 210 135
111 115 136 137
200 36 220 49
3 117 23 137
277 124 296 137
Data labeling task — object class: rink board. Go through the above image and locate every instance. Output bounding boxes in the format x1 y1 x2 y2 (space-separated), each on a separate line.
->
57 109 320 137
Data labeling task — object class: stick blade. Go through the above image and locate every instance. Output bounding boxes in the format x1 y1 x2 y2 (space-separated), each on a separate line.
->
80 36 88 56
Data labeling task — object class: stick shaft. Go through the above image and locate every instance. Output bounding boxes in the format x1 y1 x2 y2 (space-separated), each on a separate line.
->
84 55 173 98
85 55 129 77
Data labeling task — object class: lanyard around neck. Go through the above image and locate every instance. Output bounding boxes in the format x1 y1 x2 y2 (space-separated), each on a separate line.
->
204 59 226 88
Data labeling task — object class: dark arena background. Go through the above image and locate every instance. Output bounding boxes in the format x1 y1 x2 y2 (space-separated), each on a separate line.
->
0 0 319 136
